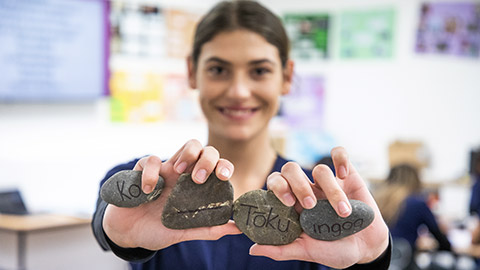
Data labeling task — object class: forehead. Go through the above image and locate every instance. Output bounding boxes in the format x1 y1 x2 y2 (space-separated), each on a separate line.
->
198 30 281 65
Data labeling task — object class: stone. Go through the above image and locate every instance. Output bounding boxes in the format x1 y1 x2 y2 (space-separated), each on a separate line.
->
162 173 234 229
101 170 164 208
300 199 374 241
232 190 302 245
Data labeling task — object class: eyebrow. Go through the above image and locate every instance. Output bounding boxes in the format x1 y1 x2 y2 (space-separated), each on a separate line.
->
205 57 276 66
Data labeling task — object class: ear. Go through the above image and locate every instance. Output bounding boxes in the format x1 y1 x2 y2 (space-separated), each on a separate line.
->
281 59 294 95
187 55 197 89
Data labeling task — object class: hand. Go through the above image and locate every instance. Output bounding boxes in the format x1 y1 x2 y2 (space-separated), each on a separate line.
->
102 139 241 250
251 147 389 269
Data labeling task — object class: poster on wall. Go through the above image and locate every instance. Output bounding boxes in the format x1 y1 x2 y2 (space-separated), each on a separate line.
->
110 2 166 57
279 74 325 128
278 74 334 167
283 14 330 60
109 71 165 122
110 3 200 59
0 0 108 101
415 2 480 58
338 8 395 59
109 71 203 123
165 9 201 59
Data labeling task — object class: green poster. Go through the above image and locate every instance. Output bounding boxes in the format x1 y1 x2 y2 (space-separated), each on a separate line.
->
339 8 395 59
284 14 330 60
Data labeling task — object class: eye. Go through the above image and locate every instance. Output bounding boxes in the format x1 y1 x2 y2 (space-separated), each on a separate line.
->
251 67 271 78
207 66 227 76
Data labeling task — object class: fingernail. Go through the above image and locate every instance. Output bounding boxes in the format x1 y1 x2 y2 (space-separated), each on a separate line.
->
195 169 207 183
282 193 296 206
175 162 187 174
220 167 231 178
338 201 351 216
303 196 316 209
143 185 153 194
338 166 347 179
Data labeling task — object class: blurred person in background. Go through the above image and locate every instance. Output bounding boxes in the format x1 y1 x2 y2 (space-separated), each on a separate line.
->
375 164 451 269
469 151 480 219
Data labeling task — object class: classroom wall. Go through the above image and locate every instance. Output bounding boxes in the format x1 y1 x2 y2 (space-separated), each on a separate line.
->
0 0 479 219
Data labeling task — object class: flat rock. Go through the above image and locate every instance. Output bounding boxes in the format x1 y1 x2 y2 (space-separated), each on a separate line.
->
101 170 164 208
162 173 233 229
233 190 302 245
300 199 374 241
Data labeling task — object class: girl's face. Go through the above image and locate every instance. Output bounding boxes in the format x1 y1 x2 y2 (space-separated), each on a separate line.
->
188 30 293 142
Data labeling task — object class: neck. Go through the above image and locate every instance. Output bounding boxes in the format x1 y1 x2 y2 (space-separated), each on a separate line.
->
207 129 277 198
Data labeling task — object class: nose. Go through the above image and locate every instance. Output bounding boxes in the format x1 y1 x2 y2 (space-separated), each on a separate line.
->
226 72 251 99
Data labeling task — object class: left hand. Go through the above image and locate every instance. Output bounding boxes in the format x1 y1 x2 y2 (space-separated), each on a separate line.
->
249 147 389 269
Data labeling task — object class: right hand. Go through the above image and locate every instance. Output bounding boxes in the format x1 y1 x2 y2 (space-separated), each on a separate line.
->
102 139 241 251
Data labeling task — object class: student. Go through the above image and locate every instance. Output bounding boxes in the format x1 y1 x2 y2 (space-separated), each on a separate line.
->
375 164 451 252
469 152 480 246
92 1 390 269
469 151 480 218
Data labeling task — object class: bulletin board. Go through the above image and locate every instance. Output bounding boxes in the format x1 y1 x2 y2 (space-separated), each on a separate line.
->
339 8 395 59
415 2 480 58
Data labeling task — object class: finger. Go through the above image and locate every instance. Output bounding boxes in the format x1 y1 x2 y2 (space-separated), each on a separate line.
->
215 158 234 181
280 162 316 209
170 139 204 174
312 164 351 217
249 241 311 262
133 155 163 194
191 146 220 184
266 172 296 207
331 146 349 179
181 220 242 242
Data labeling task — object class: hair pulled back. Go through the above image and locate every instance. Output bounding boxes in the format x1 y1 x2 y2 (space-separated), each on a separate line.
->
191 0 289 68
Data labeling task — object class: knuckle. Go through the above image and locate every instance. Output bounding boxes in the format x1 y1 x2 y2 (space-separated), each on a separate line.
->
204 146 220 157
281 161 301 173
313 164 332 177
146 155 162 165
332 146 348 159
329 188 345 201
266 174 285 190
187 139 202 148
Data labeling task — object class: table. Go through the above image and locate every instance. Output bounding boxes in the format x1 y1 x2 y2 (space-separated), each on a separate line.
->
0 214 91 270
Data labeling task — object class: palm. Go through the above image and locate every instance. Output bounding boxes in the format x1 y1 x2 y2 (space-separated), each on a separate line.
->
103 161 240 250
251 162 389 268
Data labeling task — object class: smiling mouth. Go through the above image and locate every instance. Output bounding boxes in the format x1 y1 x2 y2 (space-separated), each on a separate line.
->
218 107 259 118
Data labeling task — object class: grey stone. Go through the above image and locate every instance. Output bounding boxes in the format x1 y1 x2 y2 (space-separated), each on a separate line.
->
300 199 374 241
233 190 302 245
101 170 164 208
162 173 234 229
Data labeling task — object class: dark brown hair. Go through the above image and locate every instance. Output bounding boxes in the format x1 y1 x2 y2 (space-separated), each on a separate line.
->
191 0 289 68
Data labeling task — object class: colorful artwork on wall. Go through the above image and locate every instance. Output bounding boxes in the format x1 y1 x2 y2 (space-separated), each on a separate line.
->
110 3 199 59
109 71 203 123
339 8 395 59
283 14 330 60
110 2 167 57
415 2 480 57
279 74 325 128
277 74 333 167
109 71 165 122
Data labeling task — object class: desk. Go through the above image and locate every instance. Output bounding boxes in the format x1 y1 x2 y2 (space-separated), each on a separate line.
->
0 214 90 270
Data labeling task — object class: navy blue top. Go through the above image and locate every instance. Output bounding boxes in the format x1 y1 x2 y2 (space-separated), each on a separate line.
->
92 155 391 270
469 175 480 216
389 195 450 251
